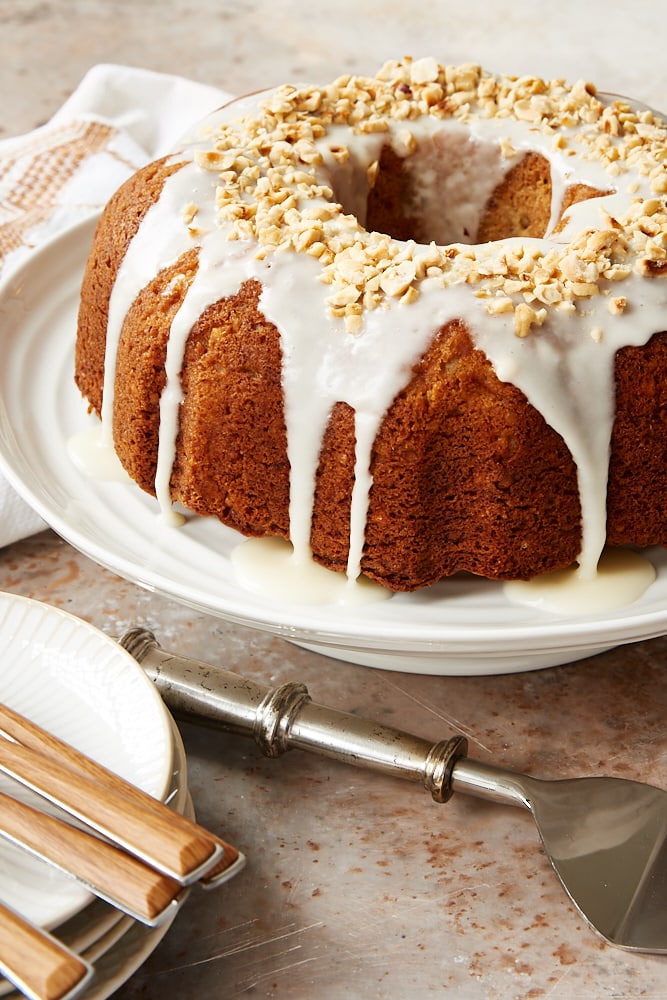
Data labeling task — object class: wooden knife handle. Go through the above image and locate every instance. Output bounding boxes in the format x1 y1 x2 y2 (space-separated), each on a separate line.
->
0 701 241 882
0 901 91 1000
0 738 216 882
0 791 181 924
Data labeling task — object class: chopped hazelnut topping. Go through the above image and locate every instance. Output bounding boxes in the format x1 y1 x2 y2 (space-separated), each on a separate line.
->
485 296 514 315
637 258 667 276
514 303 547 337
608 295 628 314
183 202 199 225
187 57 667 334
380 260 417 297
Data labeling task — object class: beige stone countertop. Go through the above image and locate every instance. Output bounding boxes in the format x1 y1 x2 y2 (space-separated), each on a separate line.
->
1 1 667 997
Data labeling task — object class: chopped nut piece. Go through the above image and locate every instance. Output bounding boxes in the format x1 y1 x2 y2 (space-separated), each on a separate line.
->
398 130 417 155
328 145 350 164
636 258 667 276
410 57 440 85
486 296 515 315
400 285 420 305
380 260 417 297
499 136 516 158
570 280 600 297
514 303 547 337
182 202 199 225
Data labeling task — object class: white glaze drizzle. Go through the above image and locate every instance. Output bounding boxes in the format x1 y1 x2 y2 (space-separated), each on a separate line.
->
99 66 667 589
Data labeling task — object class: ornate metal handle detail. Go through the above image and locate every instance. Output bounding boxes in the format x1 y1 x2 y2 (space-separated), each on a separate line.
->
119 628 468 803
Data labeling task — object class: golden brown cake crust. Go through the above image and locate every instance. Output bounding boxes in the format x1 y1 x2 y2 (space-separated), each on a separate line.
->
607 333 667 549
311 321 583 587
171 279 291 537
111 247 200 495
75 157 186 416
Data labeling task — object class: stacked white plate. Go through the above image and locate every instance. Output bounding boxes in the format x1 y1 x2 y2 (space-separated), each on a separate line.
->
0 591 192 999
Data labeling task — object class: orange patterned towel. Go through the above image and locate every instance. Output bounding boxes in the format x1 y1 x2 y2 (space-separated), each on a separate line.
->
0 64 228 548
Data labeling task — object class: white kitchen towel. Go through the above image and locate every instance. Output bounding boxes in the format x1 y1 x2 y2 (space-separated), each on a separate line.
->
0 63 231 549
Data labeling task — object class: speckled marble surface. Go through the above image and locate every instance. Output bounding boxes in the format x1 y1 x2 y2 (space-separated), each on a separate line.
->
1 1 667 997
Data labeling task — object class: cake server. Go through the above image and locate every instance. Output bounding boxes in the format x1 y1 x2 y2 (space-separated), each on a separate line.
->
119 627 667 955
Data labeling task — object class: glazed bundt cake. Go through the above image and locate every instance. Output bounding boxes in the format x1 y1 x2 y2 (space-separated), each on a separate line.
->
75 58 667 592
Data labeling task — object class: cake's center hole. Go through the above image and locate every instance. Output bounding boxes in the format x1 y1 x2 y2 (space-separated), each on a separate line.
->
365 144 553 245
328 126 555 246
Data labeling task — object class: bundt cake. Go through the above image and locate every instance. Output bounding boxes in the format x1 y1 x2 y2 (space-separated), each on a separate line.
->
75 57 667 593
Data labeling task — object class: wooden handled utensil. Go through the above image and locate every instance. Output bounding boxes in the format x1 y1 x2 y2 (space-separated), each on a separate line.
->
0 900 91 1000
0 703 244 887
0 790 183 925
120 627 667 955
0 738 217 884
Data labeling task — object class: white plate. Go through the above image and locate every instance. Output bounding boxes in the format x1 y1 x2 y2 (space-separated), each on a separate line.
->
1 219 667 675
0 590 173 929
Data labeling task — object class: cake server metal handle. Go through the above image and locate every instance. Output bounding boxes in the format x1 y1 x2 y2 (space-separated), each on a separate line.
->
119 628 466 802
119 627 667 955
